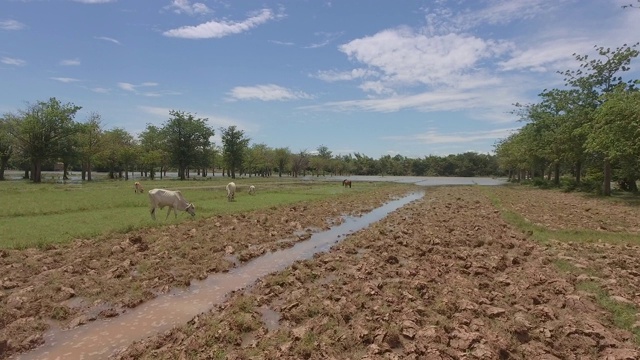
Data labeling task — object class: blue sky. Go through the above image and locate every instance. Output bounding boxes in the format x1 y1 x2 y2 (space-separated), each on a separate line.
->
1 0 639 159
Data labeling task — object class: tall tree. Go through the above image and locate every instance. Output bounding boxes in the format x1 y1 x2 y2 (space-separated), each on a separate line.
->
163 110 214 180
586 85 640 192
139 124 167 180
290 150 309 178
0 117 13 180
5 98 81 183
220 125 249 179
77 113 103 181
274 147 291 177
98 128 135 179
560 43 639 195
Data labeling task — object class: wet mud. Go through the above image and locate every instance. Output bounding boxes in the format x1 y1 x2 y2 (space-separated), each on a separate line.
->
4 184 640 360
1 183 416 359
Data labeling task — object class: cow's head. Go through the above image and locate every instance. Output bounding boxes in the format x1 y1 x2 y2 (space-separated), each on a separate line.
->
186 203 196 217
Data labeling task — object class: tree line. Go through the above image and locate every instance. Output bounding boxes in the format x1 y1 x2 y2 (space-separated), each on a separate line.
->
494 42 640 196
0 102 502 182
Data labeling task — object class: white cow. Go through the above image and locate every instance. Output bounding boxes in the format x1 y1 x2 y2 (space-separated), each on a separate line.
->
148 188 196 220
226 182 236 202
248 185 256 195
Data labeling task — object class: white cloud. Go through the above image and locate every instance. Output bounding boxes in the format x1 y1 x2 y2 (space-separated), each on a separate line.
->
115 82 180 97
304 31 343 49
313 68 378 82
95 36 121 45
302 82 526 124
165 0 211 15
269 40 294 46
384 128 519 145
227 84 313 101
0 19 26 30
137 106 260 140
1 57 26 66
163 8 276 39
338 27 511 89
50 77 81 83
60 58 81 66
118 82 136 92
422 0 571 36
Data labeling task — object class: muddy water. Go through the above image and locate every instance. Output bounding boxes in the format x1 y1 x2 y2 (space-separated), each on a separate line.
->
15 191 424 360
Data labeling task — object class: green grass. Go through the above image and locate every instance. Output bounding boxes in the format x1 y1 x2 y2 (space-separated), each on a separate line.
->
576 280 640 344
483 187 640 344
0 176 393 249
482 188 640 245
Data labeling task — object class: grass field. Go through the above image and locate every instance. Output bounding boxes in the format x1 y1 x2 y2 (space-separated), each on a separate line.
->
0 174 377 249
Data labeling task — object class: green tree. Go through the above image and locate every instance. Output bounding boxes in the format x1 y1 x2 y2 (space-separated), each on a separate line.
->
290 150 309 177
220 125 250 179
586 85 640 192
97 128 135 179
77 113 103 181
561 43 639 195
274 147 291 177
139 124 167 180
163 110 214 180
0 118 13 180
5 98 82 183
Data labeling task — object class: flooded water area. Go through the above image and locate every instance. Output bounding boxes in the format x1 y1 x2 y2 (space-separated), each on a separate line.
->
13 192 424 360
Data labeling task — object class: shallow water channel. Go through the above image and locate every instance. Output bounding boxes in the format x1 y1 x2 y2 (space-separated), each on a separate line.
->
15 191 424 360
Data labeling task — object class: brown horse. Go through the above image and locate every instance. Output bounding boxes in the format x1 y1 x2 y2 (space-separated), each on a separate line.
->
342 179 352 188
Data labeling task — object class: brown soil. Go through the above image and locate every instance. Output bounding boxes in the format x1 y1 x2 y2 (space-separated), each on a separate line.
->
3 184 640 359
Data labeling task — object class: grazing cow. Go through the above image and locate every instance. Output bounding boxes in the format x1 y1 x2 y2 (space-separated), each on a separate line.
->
343 179 352 188
248 185 256 195
134 181 144 194
148 188 195 220
226 182 236 202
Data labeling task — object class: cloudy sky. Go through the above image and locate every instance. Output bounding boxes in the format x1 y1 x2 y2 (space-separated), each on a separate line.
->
1 0 639 158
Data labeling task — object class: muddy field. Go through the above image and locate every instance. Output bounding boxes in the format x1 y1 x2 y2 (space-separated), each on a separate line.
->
3 184 640 359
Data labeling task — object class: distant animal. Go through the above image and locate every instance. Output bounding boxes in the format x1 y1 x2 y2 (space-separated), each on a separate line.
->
248 185 256 195
134 181 144 194
148 188 195 220
226 182 236 202
342 179 352 188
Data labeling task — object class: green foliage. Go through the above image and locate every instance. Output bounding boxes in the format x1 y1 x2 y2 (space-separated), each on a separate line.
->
220 125 250 178
163 110 214 180
5 98 82 182
496 43 640 193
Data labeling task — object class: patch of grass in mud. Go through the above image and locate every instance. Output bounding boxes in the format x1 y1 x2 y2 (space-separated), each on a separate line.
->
483 188 640 245
552 258 580 273
293 331 318 359
576 281 640 344
485 188 640 343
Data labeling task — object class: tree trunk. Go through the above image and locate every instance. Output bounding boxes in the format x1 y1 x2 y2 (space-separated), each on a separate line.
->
32 159 42 183
0 157 7 180
603 158 611 196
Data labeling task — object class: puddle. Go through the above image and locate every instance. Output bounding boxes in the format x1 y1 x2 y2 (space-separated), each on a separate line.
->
14 191 424 360
258 306 281 331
